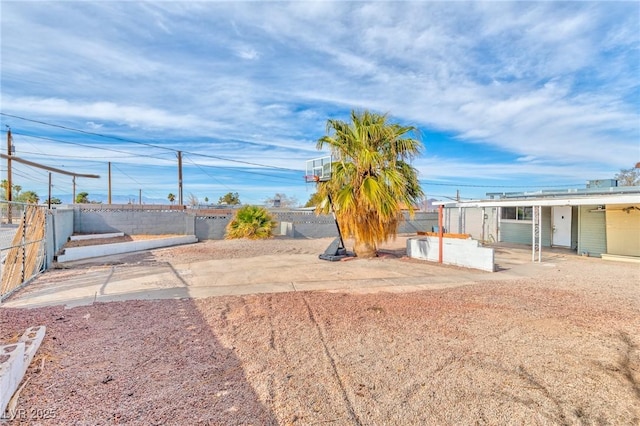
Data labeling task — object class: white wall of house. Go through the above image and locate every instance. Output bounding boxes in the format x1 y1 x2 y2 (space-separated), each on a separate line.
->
444 207 499 243
605 204 640 257
577 205 607 257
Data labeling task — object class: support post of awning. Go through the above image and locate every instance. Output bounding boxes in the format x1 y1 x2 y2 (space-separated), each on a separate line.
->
438 204 444 264
532 205 542 262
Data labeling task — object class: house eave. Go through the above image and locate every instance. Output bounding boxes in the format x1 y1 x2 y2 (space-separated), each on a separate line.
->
442 193 640 208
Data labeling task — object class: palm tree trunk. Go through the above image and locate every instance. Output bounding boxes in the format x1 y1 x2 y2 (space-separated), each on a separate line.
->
354 240 377 258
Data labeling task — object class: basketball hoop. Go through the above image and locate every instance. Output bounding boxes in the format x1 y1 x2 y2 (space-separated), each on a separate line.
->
304 175 321 183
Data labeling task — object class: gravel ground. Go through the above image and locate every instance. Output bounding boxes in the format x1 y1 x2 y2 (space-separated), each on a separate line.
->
1 238 639 425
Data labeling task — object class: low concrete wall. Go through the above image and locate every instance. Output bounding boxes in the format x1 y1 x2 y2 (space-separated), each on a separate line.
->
0 326 46 415
56 235 198 263
45 208 75 268
74 208 190 235
407 236 495 272
273 211 438 239
194 214 231 240
71 207 439 241
272 211 340 238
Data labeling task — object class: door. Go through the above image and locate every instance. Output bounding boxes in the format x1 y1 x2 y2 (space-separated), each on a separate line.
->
552 206 572 247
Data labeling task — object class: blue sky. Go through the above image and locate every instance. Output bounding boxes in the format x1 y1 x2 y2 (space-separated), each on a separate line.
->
1 1 638 205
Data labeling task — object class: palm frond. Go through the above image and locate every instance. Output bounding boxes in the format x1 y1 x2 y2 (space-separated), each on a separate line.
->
314 109 425 255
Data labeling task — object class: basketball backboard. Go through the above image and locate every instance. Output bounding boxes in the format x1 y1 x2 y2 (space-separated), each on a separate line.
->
305 156 332 182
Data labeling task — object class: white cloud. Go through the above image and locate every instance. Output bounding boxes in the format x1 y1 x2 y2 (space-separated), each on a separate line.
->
1 1 637 202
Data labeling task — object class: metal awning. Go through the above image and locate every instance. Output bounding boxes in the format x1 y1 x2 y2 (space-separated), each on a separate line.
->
437 193 640 208
437 192 640 263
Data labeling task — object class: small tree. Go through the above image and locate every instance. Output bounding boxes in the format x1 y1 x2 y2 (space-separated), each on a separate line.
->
265 193 298 208
304 192 323 208
187 193 199 207
615 165 640 186
75 192 90 204
47 197 62 205
17 190 39 204
167 193 176 204
1 180 22 201
225 205 276 239
218 192 241 205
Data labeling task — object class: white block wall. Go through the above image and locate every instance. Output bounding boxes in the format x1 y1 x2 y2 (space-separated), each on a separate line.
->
56 235 197 263
1 326 46 415
407 236 495 272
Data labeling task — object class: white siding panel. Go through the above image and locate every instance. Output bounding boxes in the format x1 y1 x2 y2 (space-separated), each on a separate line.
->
606 204 640 256
578 205 606 257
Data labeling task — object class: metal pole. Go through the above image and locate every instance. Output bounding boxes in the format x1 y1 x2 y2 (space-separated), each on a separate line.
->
538 206 542 262
108 162 112 205
438 204 443 263
48 173 52 209
177 151 183 206
6 128 12 224
532 205 536 262
139 189 142 205
326 193 345 250
481 207 486 244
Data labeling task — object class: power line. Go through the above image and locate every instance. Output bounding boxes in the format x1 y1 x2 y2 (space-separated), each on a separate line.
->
8 131 175 162
421 180 584 189
17 149 139 161
187 151 302 173
1 114 303 172
1 112 175 152
17 130 299 182
183 155 234 193
182 153 297 183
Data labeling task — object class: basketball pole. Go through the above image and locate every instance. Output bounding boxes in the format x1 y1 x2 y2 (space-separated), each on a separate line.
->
310 174 346 253
326 192 346 251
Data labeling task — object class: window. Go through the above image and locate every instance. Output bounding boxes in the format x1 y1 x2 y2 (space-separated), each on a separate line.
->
501 206 533 221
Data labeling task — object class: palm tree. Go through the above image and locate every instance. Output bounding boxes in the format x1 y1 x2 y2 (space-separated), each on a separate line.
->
75 192 89 204
315 110 424 258
225 205 276 239
167 193 176 204
18 190 39 204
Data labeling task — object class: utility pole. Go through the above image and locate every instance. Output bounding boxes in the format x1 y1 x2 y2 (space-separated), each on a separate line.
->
177 151 183 206
108 162 112 204
72 176 76 204
139 189 142 205
6 127 13 224
48 173 52 209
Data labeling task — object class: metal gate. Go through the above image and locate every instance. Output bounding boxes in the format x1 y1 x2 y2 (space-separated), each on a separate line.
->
0 203 47 302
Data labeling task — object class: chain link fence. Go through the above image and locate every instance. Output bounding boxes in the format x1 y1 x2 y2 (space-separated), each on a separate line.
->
0 202 47 302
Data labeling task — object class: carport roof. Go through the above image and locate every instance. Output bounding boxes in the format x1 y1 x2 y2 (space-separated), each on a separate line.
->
437 193 640 208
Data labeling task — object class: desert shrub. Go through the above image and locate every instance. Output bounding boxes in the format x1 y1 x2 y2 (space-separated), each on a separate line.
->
225 205 276 239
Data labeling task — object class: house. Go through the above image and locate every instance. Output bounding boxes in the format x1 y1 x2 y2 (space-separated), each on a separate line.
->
439 180 640 261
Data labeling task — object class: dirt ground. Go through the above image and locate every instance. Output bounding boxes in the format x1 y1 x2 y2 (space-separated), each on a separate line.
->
1 237 639 425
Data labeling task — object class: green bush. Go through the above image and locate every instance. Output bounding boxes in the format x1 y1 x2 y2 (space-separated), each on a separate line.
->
225 205 276 239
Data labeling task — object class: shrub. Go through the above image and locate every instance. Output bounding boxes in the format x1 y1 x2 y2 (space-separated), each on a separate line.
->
225 205 276 239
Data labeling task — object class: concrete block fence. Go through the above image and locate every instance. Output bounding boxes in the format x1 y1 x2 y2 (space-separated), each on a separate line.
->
69 205 439 241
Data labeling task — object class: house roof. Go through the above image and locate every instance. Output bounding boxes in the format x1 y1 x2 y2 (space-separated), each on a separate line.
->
438 192 640 208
